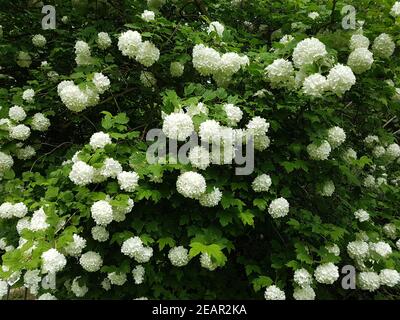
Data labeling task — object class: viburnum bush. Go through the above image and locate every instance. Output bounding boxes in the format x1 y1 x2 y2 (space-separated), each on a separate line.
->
1 0 400 300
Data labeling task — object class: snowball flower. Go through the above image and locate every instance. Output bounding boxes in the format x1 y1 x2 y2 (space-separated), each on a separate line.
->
199 187 222 207
279 34 294 44
354 209 370 222
118 30 142 58
41 248 67 273
91 226 109 242
91 200 113 226
369 241 392 258
252 174 272 192
108 272 127 286
327 64 356 96
96 32 112 49
391 2 400 17
89 131 112 150
65 234 87 257
358 272 380 291
292 37 328 68
293 286 316 300
121 236 153 263
141 10 155 22
69 161 94 186
307 140 331 160
347 48 374 74
318 180 335 197
32 34 46 47
343 148 357 162
302 74 328 97
168 246 189 267
314 263 339 284
132 265 145 284
136 41 160 67
386 143 400 160
38 293 57 300
223 104 243 126
347 241 369 259
199 120 221 144
100 158 122 178
207 21 224 37
327 126 346 148
162 112 194 141
0 152 13 173
379 269 400 287
11 202 28 218
9 124 31 141
265 58 294 87
92 73 110 94
71 277 88 297
22 89 35 103
350 34 370 51
268 197 289 218
383 223 397 240
308 12 320 20
372 33 395 59
372 146 385 158
57 81 89 112
326 244 340 256
294 268 313 288
79 251 103 272
170 62 184 77
200 253 218 271
30 208 49 231
246 117 270 137
176 171 206 199
0 202 14 219
31 113 50 131
9 106 26 122
188 146 210 170
264 285 286 300
192 44 221 76
117 171 140 192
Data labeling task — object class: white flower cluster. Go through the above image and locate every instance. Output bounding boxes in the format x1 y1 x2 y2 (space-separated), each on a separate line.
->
264 285 286 300
79 251 103 272
293 37 327 68
347 240 369 259
141 10 155 22
349 34 370 51
327 64 356 96
108 272 127 286
91 200 113 226
118 30 160 67
391 2 400 17
30 207 49 231
89 131 112 150
140 71 157 87
354 209 370 222
327 126 346 149
31 113 50 131
358 272 380 291
199 187 222 207
293 286 316 300
307 140 331 160
369 241 392 258
188 146 210 170
71 277 88 297
383 223 397 239
223 104 243 126
121 236 153 263
32 34 46 48
347 48 374 74
192 44 249 85
162 112 194 141
41 248 67 273
176 171 207 199
117 171 140 192
386 143 400 160
91 226 109 242
314 263 339 284
0 202 27 219
168 246 189 267
9 124 31 141
75 40 92 66
170 62 184 77
200 253 218 271
132 265 145 284
318 180 335 197
372 33 395 59
302 73 328 97
379 269 400 287
65 234 87 257
69 161 95 186
96 32 112 49
252 174 272 192
268 197 289 219
207 21 224 37
294 268 313 288
265 58 295 88
22 88 35 103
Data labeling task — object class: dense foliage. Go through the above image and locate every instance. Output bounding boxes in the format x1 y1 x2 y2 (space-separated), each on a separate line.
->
1 0 400 300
